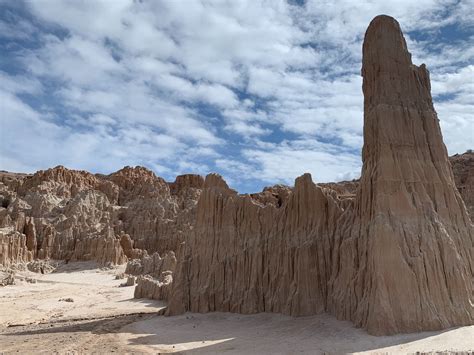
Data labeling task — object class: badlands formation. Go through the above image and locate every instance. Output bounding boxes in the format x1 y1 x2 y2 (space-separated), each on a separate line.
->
0 15 473 352
165 15 473 335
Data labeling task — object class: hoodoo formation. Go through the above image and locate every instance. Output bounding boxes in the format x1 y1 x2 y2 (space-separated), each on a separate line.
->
165 15 474 334
328 15 473 334
0 15 472 336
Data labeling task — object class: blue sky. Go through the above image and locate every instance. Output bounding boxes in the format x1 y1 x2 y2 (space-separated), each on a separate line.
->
0 0 473 193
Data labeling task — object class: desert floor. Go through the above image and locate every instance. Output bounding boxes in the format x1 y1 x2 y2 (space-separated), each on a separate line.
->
0 262 473 354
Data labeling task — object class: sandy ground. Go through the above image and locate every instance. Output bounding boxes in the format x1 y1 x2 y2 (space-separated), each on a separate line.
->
1 263 473 354
0 262 165 353
119 313 474 354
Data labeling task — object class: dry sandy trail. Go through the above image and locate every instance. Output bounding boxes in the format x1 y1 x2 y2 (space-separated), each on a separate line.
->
0 262 472 354
0 262 165 353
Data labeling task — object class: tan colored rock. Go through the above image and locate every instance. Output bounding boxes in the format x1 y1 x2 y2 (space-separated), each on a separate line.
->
24 218 36 254
119 234 145 260
110 168 200 255
134 273 174 301
0 271 15 286
328 15 473 334
451 151 474 219
165 15 473 335
168 174 204 195
166 172 343 316
125 276 136 286
129 251 177 301
0 165 203 266
126 251 177 279
0 231 33 266
27 259 58 274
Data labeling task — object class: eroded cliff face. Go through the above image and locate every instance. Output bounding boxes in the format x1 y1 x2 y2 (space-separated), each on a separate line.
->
327 15 473 334
0 166 202 266
164 15 473 335
451 152 474 219
166 173 344 316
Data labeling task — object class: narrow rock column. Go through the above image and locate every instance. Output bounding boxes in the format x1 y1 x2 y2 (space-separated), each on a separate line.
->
329 15 473 335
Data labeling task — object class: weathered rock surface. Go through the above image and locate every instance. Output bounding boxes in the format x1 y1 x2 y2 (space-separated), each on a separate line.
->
166 172 344 316
0 270 15 286
27 259 59 274
125 276 136 287
128 251 177 301
327 15 473 334
165 15 473 335
0 167 202 266
320 150 474 218
451 151 474 219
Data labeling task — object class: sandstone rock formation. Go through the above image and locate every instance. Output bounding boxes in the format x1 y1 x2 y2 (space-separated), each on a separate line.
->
165 172 344 316
0 167 202 266
0 271 15 286
320 150 474 220
451 151 474 219
327 15 473 334
164 15 473 335
128 251 177 301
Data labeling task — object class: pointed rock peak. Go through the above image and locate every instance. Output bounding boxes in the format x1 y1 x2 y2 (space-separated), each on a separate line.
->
363 15 411 72
362 15 431 109
294 173 314 191
204 173 232 191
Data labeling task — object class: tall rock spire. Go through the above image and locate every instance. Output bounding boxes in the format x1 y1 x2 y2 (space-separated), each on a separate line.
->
329 15 473 334
164 15 472 336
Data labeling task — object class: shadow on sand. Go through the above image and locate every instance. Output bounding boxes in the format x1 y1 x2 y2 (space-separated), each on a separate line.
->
119 312 465 354
118 297 167 309
50 260 118 273
4 310 468 354
4 313 155 336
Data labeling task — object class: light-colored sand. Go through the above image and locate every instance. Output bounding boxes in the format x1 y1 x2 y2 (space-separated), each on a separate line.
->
0 262 164 354
0 261 165 327
118 312 474 354
1 263 472 354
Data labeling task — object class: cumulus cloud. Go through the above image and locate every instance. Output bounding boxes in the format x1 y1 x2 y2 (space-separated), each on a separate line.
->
0 0 472 192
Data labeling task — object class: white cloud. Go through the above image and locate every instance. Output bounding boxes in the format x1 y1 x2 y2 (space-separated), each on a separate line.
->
216 139 362 185
0 0 472 192
0 71 43 95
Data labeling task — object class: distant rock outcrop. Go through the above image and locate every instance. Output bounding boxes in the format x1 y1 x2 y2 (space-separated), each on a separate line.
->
0 168 202 266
